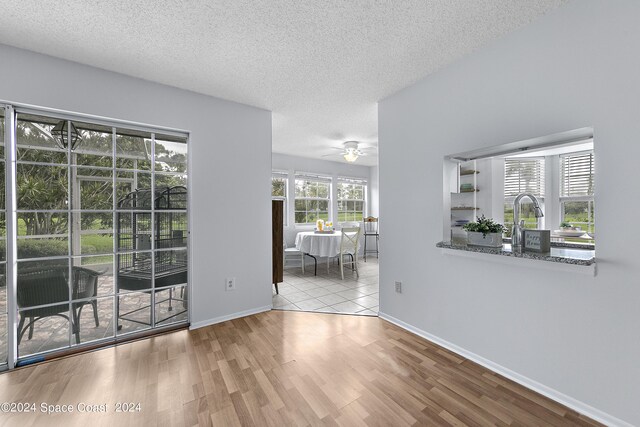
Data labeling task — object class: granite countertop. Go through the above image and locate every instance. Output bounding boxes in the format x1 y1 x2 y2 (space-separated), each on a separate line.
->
502 237 594 250
436 241 595 266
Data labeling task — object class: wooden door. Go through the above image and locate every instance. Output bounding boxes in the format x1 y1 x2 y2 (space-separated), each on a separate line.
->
272 200 284 286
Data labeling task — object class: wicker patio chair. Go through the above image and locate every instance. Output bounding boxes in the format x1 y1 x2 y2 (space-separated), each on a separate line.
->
71 267 101 334
17 266 73 344
17 266 101 345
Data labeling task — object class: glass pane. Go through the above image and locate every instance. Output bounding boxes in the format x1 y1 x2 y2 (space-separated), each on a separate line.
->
308 183 318 198
116 171 152 208
155 139 187 173
318 200 329 211
347 201 355 211
73 123 113 167
307 200 318 211
317 183 328 198
17 164 68 210
18 304 70 357
115 133 152 171
295 180 305 197
0 265 5 314
73 168 113 210
154 173 187 193
0 162 5 209
354 212 363 222
155 212 187 249
16 113 67 164
17 210 68 259
271 178 286 197
116 212 151 252
0 315 6 365
18 238 69 259
155 285 188 326
117 291 151 335
155 249 187 288
563 201 589 230
0 213 5 262
74 255 113 297
73 212 113 256
117 252 152 292
354 186 364 199
17 259 70 309
0 108 4 158
318 212 329 221
295 212 306 223
72 297 114 345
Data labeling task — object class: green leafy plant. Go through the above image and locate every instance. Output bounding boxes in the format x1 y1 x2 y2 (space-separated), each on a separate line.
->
560 221 573 228
463 215 506 237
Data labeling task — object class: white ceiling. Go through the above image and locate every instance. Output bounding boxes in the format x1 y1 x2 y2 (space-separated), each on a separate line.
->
0 0 566 166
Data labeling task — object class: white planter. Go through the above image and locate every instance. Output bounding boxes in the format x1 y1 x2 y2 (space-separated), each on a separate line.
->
467 231 503 248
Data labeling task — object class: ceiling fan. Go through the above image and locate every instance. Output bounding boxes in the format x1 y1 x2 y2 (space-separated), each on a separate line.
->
322 141 373 163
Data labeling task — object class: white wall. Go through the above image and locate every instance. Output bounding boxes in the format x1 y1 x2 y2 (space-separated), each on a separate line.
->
0 44 273 327
379 1 640 425
369 165 379 217
272 152 375 245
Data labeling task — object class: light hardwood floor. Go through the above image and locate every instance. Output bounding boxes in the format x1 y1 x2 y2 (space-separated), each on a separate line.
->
0 310 600 426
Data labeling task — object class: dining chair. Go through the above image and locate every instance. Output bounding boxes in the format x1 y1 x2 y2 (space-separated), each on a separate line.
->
338 227 361 280
283 240 305 275
363 216 379 261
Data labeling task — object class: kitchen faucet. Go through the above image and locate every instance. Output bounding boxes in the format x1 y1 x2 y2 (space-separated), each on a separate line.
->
512 193 544 250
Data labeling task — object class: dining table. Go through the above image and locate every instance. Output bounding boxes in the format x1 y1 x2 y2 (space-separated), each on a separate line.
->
295 230 343 275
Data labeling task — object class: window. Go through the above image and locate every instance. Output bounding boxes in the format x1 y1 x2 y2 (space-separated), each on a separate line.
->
560 151 595 233
271 172 287 225
504 157 545 231
337 178 366 222
294 174 330 224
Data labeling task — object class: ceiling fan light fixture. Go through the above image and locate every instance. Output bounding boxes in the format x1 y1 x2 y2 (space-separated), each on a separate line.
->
343 141 360 162
343 149 359 162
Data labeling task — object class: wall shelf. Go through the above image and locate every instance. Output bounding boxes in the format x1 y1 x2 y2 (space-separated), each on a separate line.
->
459 170 480 176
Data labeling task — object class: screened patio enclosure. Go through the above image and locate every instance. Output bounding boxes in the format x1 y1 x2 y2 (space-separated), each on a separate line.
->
0 104 189 369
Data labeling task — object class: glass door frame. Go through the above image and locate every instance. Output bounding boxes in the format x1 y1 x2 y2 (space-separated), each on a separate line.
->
1 101 191 370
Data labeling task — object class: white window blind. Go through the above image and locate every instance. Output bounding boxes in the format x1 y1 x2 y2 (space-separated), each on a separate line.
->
504 158 545 197
294 172 331 183
561 151 594 197
336 176 367 185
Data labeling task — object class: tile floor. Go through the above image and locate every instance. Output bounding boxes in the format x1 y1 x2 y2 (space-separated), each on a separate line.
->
273 255 378 315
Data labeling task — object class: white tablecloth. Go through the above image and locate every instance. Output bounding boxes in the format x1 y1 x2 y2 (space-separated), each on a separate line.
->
295 231 343 258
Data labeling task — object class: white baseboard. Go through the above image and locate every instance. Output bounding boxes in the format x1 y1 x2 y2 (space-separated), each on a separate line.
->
378 312 631 427
189 305 272 330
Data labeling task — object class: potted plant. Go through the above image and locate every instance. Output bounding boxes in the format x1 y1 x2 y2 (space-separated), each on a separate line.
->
463 215 506 248
560 221 580 231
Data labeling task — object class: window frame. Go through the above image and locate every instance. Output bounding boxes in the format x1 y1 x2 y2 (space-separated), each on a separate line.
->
336 178 367 223
294 174 331 225
504 157 546 230
559 150 595 233
271 172 288 226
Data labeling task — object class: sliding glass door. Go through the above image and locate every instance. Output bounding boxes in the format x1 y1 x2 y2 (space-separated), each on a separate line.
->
0 106 189 368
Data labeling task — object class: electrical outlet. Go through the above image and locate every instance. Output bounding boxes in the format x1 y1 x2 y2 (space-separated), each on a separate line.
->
226 277 236 291
395 281 402 293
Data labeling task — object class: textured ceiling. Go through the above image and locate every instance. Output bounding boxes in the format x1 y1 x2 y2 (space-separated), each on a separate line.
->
0 0 566 166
